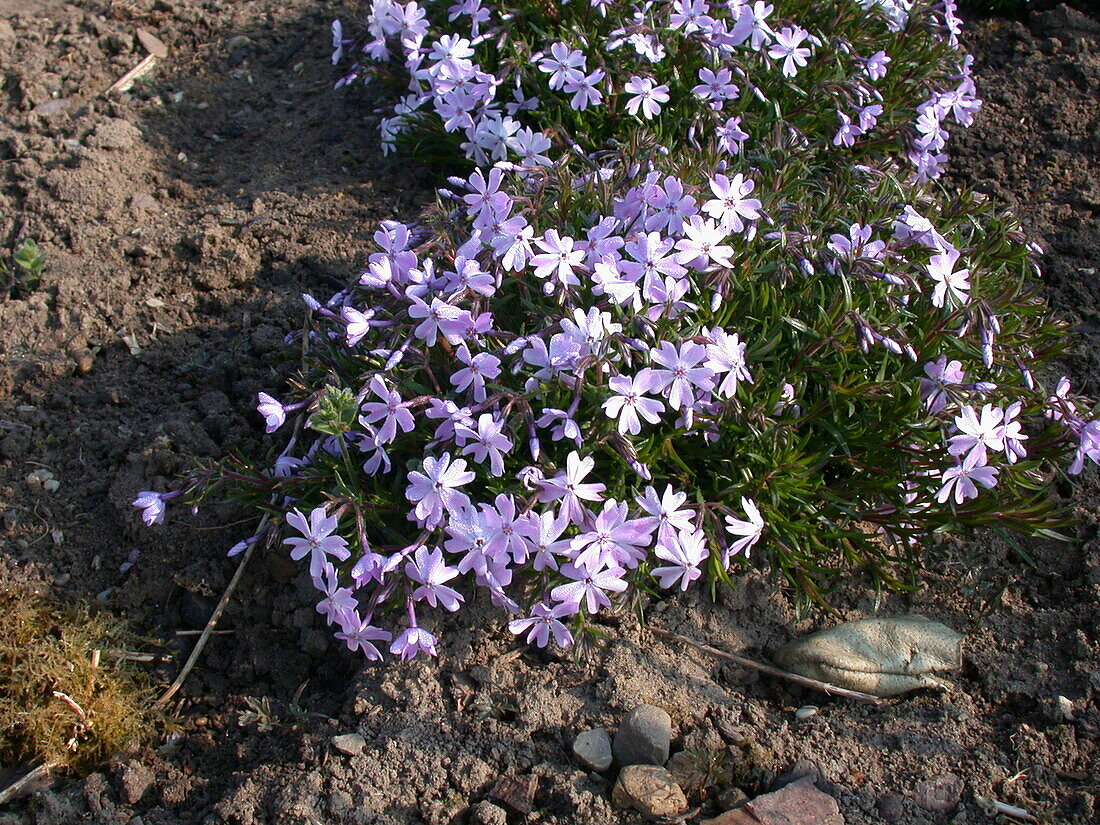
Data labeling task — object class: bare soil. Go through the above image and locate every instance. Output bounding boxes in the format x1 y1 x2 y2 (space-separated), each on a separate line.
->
0 2 1098 824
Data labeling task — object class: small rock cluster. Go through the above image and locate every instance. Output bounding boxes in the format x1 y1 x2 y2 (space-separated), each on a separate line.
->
573 704 844 823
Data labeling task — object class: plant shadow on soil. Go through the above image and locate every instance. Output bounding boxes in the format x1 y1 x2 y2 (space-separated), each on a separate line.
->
0 1 1099 824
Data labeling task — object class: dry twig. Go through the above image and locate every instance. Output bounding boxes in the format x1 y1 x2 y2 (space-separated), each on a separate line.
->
151 516 268 712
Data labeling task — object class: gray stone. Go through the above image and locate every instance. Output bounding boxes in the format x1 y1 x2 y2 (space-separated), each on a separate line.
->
611 765 688 818
331 733 366 756
573 728 613 771
613 704 671 767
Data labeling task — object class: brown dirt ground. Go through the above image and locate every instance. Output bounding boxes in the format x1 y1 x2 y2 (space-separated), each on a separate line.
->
0 2 1098 824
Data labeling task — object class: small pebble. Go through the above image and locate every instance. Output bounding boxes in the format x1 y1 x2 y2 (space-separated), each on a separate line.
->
795 705 819 720
331 733 366 756
573 728 613 772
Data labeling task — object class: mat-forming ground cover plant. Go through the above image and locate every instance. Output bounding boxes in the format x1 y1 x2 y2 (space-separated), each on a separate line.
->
138 0 1098 660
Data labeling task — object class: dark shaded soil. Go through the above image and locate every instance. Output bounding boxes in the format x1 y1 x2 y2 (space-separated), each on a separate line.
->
0 2 1098 824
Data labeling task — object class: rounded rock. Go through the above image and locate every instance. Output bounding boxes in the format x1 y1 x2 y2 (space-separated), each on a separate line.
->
611 765 688 818
613 704 671 767
573 728 613 772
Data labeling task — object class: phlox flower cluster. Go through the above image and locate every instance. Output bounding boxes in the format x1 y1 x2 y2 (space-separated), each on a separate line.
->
136 0 1099 661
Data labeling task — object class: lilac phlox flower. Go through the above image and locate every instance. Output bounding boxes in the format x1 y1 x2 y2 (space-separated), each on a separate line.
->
256 392 290 433
644 176 698 235
539 42 586 90
530 230 584 293
456 413 513 477
559 306 622 359
518 509 572 571
563 68 606 111
359 375 415 444
702 173 762 234
535 408 583 446
490 214 535 271
863 50 891 81
1045 376 1077 423
692 67 739 109
351 549 388 587
443 256 496 296
132 490 170 526
936 451 999 504
1001 401 1029 464
857 103 883 132
621 231 686 290
892 205 949 251
481 494 529 563
511 127 552 169
341 307 376 347
428 33 474 62
724 497 764 559
356 424 392 476
716 116 749 154
649 340 715 411
406 546 464 611
551 559 628 614
569 498 655 570
768 26 812 77
927 247 970 308
624 76 670 120
602 370 665 435
535 451 607 523
447 0 490 35
919 356 965 414
1069 420 1100 475
330 19 347 65
450 344 501 402
652 528 709 591
669 0 711 33
705 328 751 398
676 216 734 270
390 623 438 660
833 111 862 148
284 507 351 581
405 452 475 527
314 563 358 626
462 167 510 222
335 612 392 660
508 602 574 648
828 223 885 261
635 485 696 545
948 404 1005 465
407 290 466 345
522 334 582 382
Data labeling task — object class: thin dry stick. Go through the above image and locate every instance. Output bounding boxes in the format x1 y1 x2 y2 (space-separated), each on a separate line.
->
0 763 60 805
106 54 158 94
151 517 267 712
650 627 884 704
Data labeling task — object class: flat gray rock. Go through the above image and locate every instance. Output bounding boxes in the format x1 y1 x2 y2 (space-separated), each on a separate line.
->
573 728 613 771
